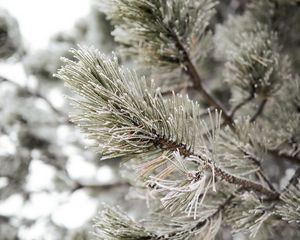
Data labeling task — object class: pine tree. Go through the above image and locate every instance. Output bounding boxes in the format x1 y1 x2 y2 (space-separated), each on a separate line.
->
56 0 300 239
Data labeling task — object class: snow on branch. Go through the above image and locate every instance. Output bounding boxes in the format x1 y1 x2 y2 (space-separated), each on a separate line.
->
99 0 217 69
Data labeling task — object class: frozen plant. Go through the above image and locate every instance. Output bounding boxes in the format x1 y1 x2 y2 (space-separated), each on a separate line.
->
56 0 300 239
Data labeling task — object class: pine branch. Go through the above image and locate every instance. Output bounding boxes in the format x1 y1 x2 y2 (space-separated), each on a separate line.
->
100 0 233 125
93 189 237 240
173 33 233 127
217 122 278 194
57 48 279 200
93 206 155 239
101 0 298 176
190 191 236 232
100 0 217 70
94 203 222 240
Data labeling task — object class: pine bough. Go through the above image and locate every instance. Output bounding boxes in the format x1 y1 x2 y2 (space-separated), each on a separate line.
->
56 0 300 239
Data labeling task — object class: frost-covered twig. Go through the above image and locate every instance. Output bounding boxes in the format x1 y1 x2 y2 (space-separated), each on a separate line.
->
56 48 278 199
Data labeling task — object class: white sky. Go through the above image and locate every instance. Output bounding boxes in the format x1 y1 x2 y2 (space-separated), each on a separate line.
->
0 0 90 49
0 0 91 86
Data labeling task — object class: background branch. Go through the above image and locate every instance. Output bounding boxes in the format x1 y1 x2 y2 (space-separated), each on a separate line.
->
0 75 69 122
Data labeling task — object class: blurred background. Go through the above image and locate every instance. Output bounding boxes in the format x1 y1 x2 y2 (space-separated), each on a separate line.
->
0 0 141 239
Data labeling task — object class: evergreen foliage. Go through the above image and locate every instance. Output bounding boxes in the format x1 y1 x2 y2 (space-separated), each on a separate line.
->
56 0 300 239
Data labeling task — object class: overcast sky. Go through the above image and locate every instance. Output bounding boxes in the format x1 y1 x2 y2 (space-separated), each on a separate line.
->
1 0 90 49
0 0 91 89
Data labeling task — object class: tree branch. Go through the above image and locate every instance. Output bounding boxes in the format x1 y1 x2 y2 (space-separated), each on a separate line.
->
71 181 130 193
250 98 267 122
157 191 237 239
154 133 279 199
0 75 69 122
170 32 234 128
192 192 236 231
163 37 276 191
230 87 255 119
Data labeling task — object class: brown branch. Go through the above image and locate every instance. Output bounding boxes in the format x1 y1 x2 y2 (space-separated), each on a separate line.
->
257 169 277 192
169 32 234 129
166 31 287 188
165 23 296 176
234 146 277 192
214 167 278 199
250 98 267 122
150 32 277 197
153 133 279 199
230 93 254 118
157 30 278 198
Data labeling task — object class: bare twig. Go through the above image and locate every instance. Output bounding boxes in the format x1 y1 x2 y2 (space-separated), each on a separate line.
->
250 98 267 122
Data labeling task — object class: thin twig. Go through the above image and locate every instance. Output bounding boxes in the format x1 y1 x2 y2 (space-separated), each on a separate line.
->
250 98 267 122
0 75 69 122
257 169 277 192
158 191 238 239
235 146 277 192
230 93 254 118
71 181 130 193
189 188 244 234
170 32 234 128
